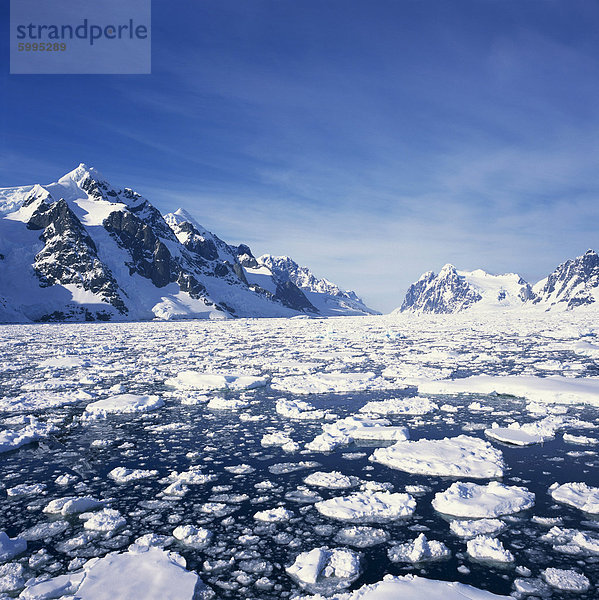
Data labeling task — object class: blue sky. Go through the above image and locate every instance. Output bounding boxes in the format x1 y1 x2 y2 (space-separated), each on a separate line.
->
2 0 599 312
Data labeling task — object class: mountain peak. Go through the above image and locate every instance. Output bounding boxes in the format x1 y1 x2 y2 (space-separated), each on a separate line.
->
58 163 105 186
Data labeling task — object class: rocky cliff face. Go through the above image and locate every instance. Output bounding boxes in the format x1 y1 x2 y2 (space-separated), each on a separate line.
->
0 165 377 322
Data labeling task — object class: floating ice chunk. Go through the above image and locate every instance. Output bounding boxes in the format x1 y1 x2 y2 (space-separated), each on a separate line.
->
433 482 534 518
449 518 506 538
276 398 331 420
19 571 86 599
486 415 576 446
19 520 69 541
272 371 395 395
239 412 265 422
549 482 599 514
564 433 598 445
82 394 163 420
55 473 78 486
513 577 551 596
0 532 26 563
285 487 323 503
162 466 217 486
40 355 89 369
165 371 267 391
206 396 248 410
371 435 504 478
360 397 438 415
466 535 514 563
382 364 451 383
6 483 46 496
44 496 105 515
132 534 173 549
19 547 210 600
286 547 361 594
254 507 294 522
315 491 416 522
306 432 352 452
0 562 25 593
261 431 298 452
388 533 450 563
108 467 158 483
198 502 238 518
531 515 563 527
82 508 126 532
172 525 212 548
306 415 409 453
541 526 599 555
0 418 57 453
162 481 189 498
542 567 590 592
334 526 389 548
304 471 359 489
404 484 431 496
484 426 543 446
324 415 409 442
224 463 254 475
303 573 510 598
268 461 320 475
419 375 599 407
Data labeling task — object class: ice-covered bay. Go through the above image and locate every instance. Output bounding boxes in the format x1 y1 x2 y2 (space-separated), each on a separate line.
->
0 313 598 599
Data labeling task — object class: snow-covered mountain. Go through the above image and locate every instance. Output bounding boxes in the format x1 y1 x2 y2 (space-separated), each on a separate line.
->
397 251 599 314
398 265 534 314
0 165 376 322
532 250 599 310
253 255 378 316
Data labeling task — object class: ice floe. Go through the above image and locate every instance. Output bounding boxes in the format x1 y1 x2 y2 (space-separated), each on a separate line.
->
254 507 294 522
304 471 359 489
549 481 599 514
0 418 56 453
334 526 389 548
371 435 504 478
82 394 163 420
44 496 106 516
272 371 395 394
165 370 268 391
419 375 599 407
449 518 506 538
286 547 361 594
541 526 599 556
19 547 212 600
542 567 590 592
0 532 26 563
432 482 535 518
388 533 450 563
172 525 212 548
466 535 514 563
315 491 416 522
108 467 158 483
82 508 126 532
276 398 332 420
360 396 438 415
303 573 510 599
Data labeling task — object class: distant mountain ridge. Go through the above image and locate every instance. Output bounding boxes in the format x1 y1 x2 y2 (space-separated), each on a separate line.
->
397 250 599 314
0 164 377 323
